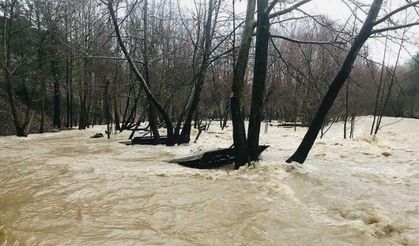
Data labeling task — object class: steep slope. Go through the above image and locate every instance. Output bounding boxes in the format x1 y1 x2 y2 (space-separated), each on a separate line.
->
0 89 53 136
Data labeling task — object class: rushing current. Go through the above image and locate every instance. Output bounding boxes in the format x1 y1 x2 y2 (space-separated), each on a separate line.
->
1 116 418 245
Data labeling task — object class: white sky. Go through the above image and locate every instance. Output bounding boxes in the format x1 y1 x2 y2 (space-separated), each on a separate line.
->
300 0 419 65
181 0 419 65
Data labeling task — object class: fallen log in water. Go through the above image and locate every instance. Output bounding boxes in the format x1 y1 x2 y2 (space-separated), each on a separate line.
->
121 135 168 145
270 123 309 128
168 145 269 169
90 133 104 138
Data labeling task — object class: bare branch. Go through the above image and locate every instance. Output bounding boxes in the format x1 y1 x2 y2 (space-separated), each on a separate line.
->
270 34 346 45
374 0 419 26
82 55 144 64
370 21 419 34
266 0 280 14
269 0 312 19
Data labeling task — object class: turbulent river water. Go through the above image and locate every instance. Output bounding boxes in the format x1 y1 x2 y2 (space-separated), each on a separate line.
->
0 116 418 245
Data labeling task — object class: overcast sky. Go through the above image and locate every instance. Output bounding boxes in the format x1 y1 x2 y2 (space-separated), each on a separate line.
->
182 0 418 65
300 0 419 65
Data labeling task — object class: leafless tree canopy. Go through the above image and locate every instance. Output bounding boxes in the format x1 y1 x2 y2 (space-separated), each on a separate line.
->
0 0 418 164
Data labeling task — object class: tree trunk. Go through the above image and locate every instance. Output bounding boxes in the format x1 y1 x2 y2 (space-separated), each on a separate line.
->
114 96 121 131
104 80 111 139
51 59 62 129
179 0 216 144
39 82 46 133
248 0 270 161
179 75 204 143
231 0 256 169
79 97 87 130
66 61 71 128
374 31 405 135
370 36 388 135
143 0 160 143
69 71 74 128
344 80 349 139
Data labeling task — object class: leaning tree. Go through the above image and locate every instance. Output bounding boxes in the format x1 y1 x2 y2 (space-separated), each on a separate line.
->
287 0 419 164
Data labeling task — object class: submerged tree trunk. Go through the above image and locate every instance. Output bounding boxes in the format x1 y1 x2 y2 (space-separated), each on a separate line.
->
104 80 111 139
51 58 62 129
143 0 160 143
49 25 62 129
114 97 121 131
231 0 256 168
287 0 384 164
36 14 46 133
247 0 270 161
79 97 87 130
39 80 46 133
370 36 388 135
179 70 206 143
65 55 71 128
344 79 349 139
374 30 405 135
179 0 216 144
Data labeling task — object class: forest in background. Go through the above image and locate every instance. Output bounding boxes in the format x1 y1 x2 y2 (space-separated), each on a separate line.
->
1 0 418 165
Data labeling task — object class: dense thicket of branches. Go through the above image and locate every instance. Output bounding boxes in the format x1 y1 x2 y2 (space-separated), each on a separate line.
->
0 0 418 164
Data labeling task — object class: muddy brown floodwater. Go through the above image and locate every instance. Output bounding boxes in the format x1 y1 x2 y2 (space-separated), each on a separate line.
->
1 116 418 245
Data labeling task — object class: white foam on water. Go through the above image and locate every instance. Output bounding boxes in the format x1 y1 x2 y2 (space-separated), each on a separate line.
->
0 116 418 245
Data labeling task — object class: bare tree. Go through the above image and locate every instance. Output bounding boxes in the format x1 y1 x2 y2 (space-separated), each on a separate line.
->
106 0 176 144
